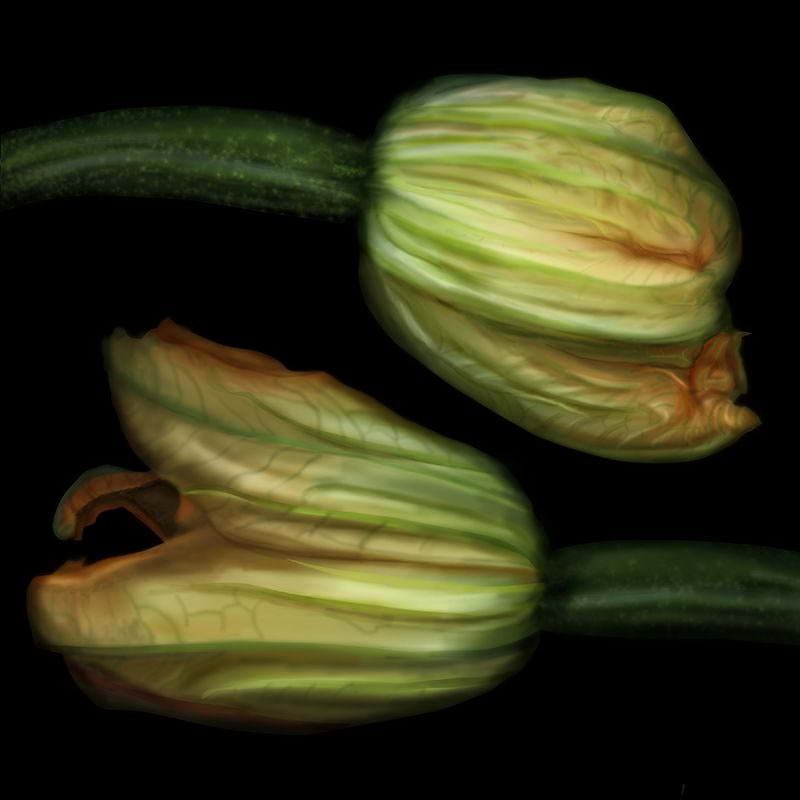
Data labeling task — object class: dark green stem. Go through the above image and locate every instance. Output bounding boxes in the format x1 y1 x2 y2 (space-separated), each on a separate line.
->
540 541 800 646
1 107 370 220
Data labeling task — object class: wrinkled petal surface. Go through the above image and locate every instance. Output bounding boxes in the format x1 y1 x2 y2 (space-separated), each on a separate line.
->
364 75 759 461
28 320 545 733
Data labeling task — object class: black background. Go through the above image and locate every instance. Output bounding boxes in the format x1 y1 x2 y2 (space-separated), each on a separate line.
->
6 25 795 796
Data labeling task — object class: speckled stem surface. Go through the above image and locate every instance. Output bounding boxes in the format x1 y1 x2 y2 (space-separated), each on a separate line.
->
540 541 800 646
1 106 369 220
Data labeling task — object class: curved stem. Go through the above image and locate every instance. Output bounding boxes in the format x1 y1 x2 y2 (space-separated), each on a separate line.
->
539 540 800 646
1 106 369 220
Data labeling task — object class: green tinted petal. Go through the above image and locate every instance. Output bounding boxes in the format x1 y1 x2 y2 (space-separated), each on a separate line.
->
364 75 758 461
29 320 545 733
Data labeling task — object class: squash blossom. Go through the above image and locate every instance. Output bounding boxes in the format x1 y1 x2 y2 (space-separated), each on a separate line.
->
28 321 547 734
2 76 759 460
26 323 798 734
362 76 759 461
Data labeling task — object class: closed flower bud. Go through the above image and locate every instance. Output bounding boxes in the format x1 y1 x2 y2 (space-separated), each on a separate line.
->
362 75 760 461
28 321 545 734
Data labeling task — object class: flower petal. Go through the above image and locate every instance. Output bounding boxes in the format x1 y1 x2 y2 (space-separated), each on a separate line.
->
102 319 544 567
52 465 185 542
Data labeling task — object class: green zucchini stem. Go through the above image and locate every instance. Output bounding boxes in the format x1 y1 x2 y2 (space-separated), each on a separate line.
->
540 540 800 646
1 107 370 220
